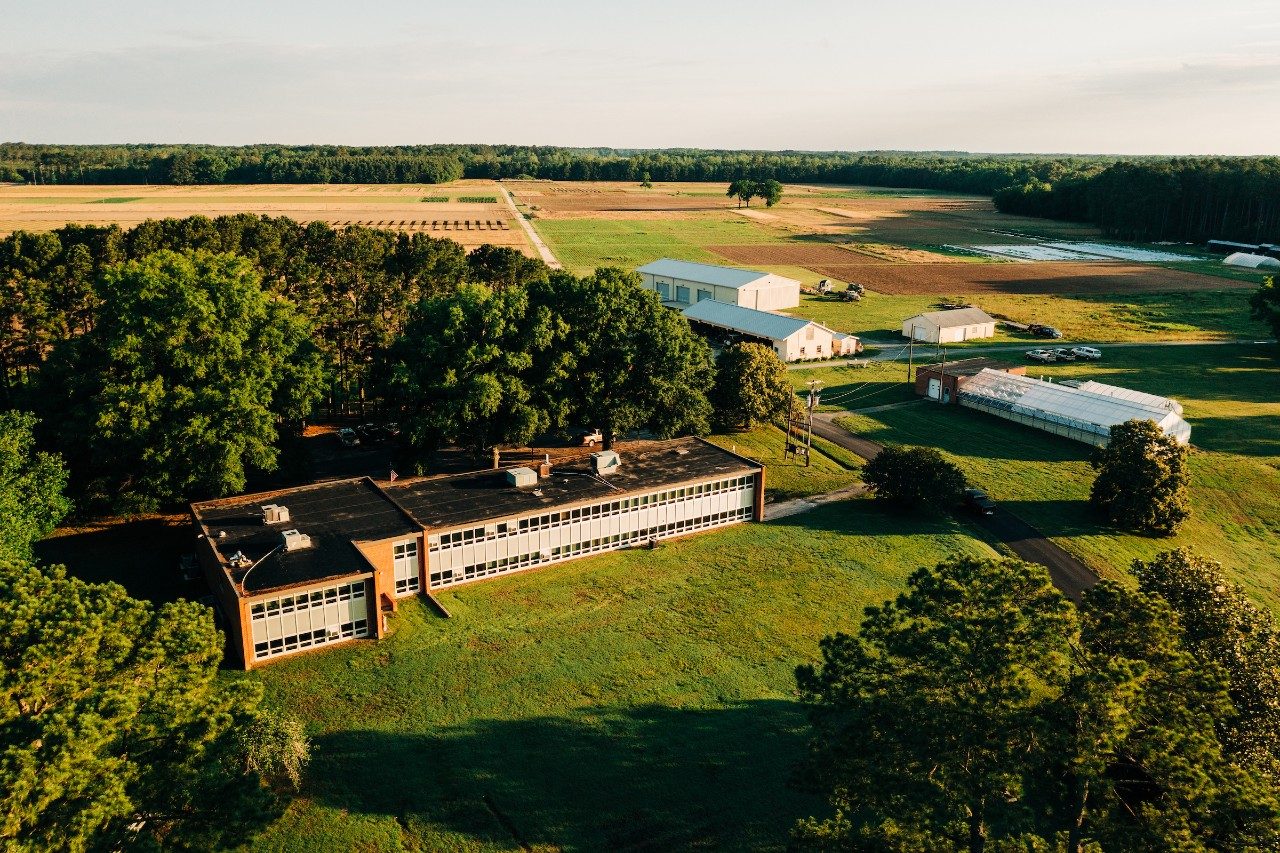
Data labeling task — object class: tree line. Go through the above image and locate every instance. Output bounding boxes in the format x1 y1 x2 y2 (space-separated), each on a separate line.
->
994 157 1280 243
1 215 783 515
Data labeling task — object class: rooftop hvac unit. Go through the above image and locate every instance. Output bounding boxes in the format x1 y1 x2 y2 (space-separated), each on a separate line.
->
261 503 291 524
505 467 538 488
591 450 621 476
281 529 312 551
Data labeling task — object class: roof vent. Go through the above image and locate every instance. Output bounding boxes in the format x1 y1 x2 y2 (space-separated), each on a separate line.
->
592 450 621 476
281 529 312 551
506 467 538 488
261 503 291 524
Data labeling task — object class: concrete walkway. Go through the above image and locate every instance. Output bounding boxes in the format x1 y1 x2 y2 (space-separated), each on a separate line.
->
809 413 1100 600
499 185 562 270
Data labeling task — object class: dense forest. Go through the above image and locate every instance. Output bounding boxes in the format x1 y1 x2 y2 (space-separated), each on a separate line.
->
2 143 1277 244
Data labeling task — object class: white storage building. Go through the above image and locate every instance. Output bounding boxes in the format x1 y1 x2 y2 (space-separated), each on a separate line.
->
957 369 1190 447
681 299 857 361
637 258 800 310
902 308 997 343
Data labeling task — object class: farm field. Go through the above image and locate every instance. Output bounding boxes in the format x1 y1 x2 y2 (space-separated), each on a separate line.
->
0 181 534 254
246 500 999 852
835 343 1280 610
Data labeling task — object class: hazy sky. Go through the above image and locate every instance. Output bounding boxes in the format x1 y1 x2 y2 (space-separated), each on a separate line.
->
2 0 1278 154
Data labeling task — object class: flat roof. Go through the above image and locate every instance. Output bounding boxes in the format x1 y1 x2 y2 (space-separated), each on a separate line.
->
387 437 760 531
636 258 775 288
682 299 816 341
193 478 419 594
916 358 1022 377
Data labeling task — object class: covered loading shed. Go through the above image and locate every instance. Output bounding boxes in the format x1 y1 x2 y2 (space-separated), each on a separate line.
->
902 307 997 343
914 358 1027 403
1223 252 1280 270
681 299 857 361
637 258 800 310
957 369 1191 447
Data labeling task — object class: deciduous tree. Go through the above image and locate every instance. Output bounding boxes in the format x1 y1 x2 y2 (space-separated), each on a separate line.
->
1089 419 1190 534
0 411 70 563
711 342 791 430
385 283 561 464
758 178 784 207
43 250 324 513
528 268 713 448
1251 276 1280 341
465 244 548 290
861 445 966 511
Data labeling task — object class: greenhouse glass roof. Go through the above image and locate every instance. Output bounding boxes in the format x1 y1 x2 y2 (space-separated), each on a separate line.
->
959 369 1190 444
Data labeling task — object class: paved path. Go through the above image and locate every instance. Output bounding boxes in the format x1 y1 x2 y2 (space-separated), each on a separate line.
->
499 185 562 270
809 413 1099 600
788 337 1276 370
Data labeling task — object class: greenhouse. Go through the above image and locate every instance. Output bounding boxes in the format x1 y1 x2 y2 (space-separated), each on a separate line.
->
957 369 1191 447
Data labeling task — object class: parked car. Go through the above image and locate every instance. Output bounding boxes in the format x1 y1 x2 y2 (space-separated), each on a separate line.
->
1070 346 1102 360
1026 349 1057 363
1028 323 1063 339
578 428 603 447
337 427 360 448
963 487 997 515
1052 348 1077 362
354 422 379 442
378 422 401 441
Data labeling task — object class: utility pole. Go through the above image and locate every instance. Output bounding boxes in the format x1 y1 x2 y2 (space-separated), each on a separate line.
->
803 379 822 467
907 324 916 385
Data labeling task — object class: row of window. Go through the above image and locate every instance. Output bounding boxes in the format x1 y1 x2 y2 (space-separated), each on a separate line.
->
429 506 752 588
253 618 369 660
429 476 755 551
393 539 420 596
250 581 367 620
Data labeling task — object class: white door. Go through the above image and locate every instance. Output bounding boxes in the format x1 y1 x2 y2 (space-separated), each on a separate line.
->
928 378 941 400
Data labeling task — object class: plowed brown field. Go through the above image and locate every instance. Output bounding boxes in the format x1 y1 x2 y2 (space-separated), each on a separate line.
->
707 243 889 267
804 261 1253 295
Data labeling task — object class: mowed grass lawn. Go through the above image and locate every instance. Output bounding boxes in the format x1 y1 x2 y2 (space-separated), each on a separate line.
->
247 502 998 852
707 425 861 499
836 344 1280 610
534 216 786 275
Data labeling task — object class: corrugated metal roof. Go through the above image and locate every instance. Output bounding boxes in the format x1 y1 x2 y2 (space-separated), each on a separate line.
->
636 258 774 289
959 369 1190 443
907 307 996 328
681 300 814 341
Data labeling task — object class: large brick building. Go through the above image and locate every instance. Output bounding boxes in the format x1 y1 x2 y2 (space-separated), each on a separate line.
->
191 438 765 668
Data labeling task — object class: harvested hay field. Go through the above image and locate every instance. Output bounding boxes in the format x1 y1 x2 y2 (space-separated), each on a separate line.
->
707 242 888 267
0 182 535 255
806 261 1255 296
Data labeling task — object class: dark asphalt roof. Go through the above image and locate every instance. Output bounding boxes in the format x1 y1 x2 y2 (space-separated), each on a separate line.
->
915 357 1023 378
387 437 760 531
193 478 418 594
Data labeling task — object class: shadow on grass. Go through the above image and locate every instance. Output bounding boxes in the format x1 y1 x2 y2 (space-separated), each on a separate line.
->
34 515 197 604
307 700 818 851
838 407 1094 465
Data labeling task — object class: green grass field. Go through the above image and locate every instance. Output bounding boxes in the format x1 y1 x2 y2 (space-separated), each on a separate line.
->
247 501 999 852
534 216 787 274
788 288 1269 344
835 344 1280 609
707 425 860 498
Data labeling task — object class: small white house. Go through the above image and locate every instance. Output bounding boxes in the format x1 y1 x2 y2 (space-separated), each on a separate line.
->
637 258 800 310
682 300 856 362
902 308 996 343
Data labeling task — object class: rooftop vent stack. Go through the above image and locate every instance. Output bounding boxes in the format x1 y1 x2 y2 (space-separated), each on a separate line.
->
505 467 538 488
538 453 552 478
281 529 312 551
261 503 291 524
592 450 621 476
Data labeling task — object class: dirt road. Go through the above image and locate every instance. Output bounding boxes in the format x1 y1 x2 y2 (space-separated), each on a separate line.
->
500 185 562 269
